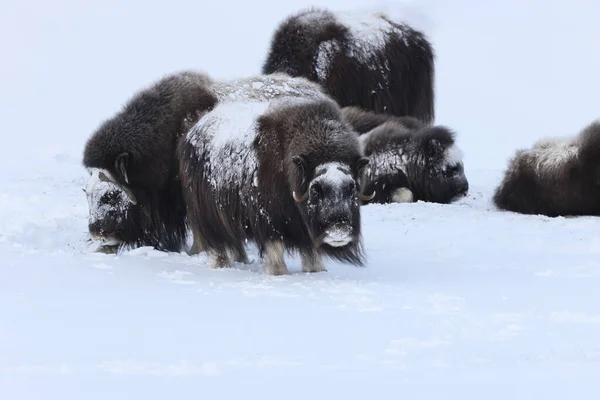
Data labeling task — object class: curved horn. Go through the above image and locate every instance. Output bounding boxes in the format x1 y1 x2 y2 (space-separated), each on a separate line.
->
98 171 138 205
356 189 376 202
292 190 309 202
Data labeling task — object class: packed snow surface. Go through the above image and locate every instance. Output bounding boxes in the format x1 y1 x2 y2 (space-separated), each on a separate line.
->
3 0 600 399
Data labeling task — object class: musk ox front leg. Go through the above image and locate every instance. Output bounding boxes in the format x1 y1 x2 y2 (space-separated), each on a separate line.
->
263 241 289 276
300 249 327 273
187 234 205 256
230 247 250 264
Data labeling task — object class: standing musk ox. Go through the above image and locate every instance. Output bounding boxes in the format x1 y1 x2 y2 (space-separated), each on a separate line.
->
342 106 468 205
82 70 326 254
493 120 600 217
178 95 375 275
262 7 435 124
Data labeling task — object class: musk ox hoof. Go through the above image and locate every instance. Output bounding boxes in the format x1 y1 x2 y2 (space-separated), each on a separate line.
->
301 251 327 273
391 187 414 203
94 244 119 254
187 238 205 256
263 241 289 275
209 251 231 269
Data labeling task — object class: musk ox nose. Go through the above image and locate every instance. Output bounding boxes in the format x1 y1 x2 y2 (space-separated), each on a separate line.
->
457 181 469 196
323 222 353 247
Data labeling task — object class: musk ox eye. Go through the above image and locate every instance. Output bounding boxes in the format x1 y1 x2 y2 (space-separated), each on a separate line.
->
444 165 460 177
311 181 323 197
344 181 355 194
101 191 122 206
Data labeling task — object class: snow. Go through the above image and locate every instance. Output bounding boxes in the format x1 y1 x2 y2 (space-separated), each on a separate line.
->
3 0 600 398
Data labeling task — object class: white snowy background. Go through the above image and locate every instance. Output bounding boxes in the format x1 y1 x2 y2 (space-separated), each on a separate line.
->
1 0 600 398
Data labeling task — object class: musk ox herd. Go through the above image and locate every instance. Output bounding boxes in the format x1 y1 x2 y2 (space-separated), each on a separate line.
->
81 7 600 275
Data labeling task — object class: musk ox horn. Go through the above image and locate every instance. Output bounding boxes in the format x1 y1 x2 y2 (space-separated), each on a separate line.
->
292 190 309 202
98 170 138 205
356 189 376 201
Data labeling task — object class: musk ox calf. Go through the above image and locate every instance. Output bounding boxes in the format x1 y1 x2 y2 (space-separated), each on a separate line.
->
493 120 600 217
342 106 468 205
178 96 375 275
83 70 326 254
262 7 435 124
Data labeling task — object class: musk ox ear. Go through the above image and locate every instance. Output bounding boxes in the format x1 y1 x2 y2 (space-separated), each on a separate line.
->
115 152 131 184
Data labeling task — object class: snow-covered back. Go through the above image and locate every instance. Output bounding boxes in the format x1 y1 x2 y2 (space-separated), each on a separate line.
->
3 0 600 398
210 73 326 103
185 100 268 193
304 9 405 82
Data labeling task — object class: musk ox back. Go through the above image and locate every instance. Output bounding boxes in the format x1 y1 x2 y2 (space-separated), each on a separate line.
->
178 96 374 275
83 71 326 253
342 106 468 204
262 7 435 124
493 120 600 217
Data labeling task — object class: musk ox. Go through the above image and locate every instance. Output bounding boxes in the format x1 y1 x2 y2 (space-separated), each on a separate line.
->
178 95 375 275
262 7 435 124
341 106 468 205
493 120 600 217
82 70 326 254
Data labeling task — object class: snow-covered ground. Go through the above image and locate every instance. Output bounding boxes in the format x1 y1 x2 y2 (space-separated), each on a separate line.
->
2 0 600 398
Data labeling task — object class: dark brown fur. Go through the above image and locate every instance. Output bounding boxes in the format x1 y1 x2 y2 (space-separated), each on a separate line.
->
178 96 372 274
262 8 435 124
343 107 468 204
493 121 600 217
82 70 218 252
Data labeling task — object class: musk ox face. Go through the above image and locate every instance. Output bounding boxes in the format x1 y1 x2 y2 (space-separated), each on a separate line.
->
421 143 469 203
84 168 136 251
291 157 374 249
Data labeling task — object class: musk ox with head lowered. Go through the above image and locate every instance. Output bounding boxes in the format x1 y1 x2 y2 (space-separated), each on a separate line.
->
493 120 600 217
342 106 468 205
262 7 435 124
83 70 326 254
178 95 375 275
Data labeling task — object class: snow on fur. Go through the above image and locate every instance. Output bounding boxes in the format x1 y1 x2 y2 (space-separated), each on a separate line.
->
185 101 268 194
210 73 326 103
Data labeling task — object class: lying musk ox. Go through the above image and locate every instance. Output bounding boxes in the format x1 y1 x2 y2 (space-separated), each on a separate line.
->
82 70 326 254
178 96 375 275
342 106 468 204
493 120 600 217
262 7 435 124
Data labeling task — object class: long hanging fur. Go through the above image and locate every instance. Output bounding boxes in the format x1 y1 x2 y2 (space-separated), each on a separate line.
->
178 96 371 275
262 7 435 124
493 120 600 217
82 71 326 253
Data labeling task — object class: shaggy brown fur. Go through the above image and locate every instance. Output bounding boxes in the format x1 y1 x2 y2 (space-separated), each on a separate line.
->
342 106 468 204
82 71 326 253
178 96 373 275
493 120 600 216
262 7 435 124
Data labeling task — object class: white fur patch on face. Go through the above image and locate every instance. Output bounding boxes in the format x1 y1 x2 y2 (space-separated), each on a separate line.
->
391 187 414 203
443 144 464 167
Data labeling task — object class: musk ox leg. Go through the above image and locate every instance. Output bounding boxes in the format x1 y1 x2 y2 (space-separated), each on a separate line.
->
209 249 231 269
300 249 327 273
229 247 250 264
187 235 206 256
391 187 414 203
263 241 289 276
